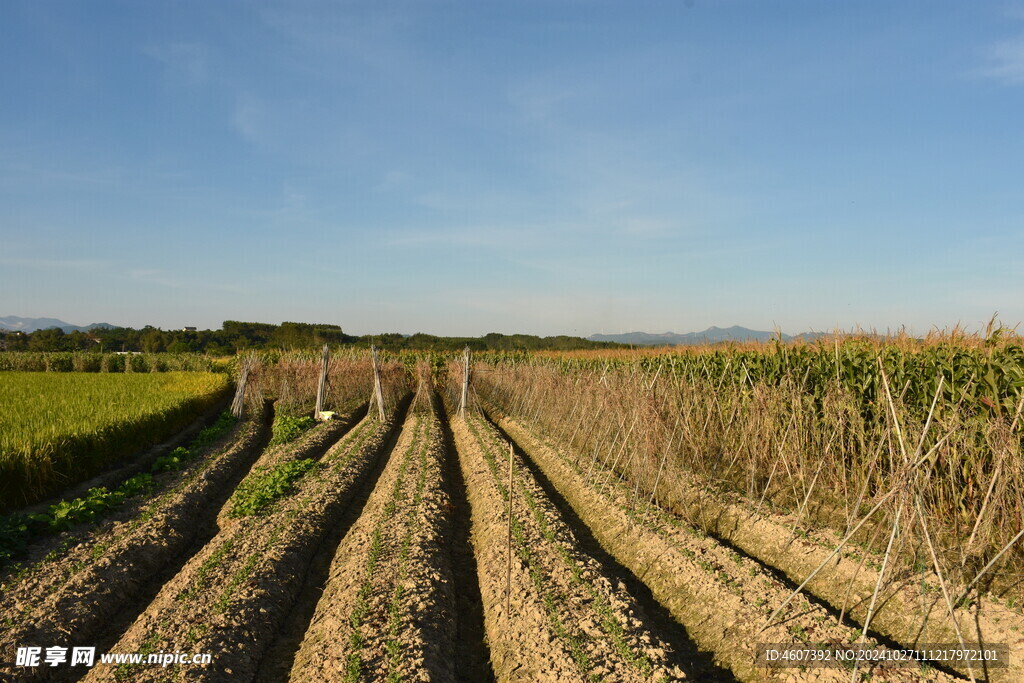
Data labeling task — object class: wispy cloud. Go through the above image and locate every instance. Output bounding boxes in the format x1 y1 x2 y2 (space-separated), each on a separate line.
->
143 42 211 86
382 226 546 249
124 267 249 294
976 35 1024 84
0 257 111 271
231 94 266 143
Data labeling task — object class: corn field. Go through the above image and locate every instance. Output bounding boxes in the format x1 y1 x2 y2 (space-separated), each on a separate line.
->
473 334 1024 604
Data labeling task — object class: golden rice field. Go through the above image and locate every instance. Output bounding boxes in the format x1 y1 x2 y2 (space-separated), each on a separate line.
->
0 372 230 510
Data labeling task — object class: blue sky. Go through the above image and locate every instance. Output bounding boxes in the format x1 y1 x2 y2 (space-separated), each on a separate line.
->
1 1 1022 336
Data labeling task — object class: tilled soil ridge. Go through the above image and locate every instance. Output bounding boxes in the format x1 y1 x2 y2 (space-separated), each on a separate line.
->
659 475 1024 682
454 410 686 682
493 412 964 683
0 403 271 682
290 393 456 681
81 402 407 683
212 408 363 528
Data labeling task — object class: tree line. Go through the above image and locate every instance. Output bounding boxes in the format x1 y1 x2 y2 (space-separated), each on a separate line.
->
0 321 621 354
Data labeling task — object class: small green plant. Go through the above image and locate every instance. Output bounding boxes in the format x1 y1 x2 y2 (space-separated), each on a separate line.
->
229 459 318 517
0 412 235 570
152 447 189 473
46 474 155 532
270 414 316 445
788 623 809 641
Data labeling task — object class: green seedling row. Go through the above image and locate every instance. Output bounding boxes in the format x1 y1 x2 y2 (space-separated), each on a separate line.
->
469 415 655 677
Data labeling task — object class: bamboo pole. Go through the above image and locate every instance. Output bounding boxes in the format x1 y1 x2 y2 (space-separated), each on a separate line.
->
459 346 471 419
371 345 386 420
315 343 329 418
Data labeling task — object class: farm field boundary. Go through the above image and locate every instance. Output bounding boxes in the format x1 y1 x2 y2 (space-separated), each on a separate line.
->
0 372 232 510
13 393 232 519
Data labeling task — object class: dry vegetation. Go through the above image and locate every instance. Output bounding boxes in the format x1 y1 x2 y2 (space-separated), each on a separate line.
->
1 338 1021 682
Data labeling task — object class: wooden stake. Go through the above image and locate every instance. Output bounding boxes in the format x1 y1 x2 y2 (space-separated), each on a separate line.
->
459 346 471 419
371 345 386 420
315 343 329 417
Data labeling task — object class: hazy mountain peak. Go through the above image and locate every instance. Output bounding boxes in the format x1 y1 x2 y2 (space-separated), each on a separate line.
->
0 316 120 333
588 326 790 346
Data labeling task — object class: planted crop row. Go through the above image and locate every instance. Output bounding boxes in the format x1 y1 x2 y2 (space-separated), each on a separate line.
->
0 403 269 678
452 397 682 681
0 372 231 510
0 411 237 570
292 391 456 681
467 414 665 678
86 401 407 682
474 343 1024 605
493 331 1024 420
340 417 427 680
0 351 224 374
491 410 959 682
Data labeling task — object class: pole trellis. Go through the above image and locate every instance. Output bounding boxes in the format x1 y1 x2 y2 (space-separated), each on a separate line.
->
315 344 329 418
231 356 255 419
371 345 386 421
459 346 471 418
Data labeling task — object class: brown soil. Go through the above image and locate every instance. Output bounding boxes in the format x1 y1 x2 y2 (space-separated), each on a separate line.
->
212 407 363 528
5 384 1012 683
289 393 456 681
435 397 495 682
0 402 272 682
490 402 1024 683
492 411 964 683
80 400 407 683
656 471 1024 683
453 409 690 682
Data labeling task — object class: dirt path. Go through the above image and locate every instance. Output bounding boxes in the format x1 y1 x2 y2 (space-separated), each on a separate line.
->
436 398 495 682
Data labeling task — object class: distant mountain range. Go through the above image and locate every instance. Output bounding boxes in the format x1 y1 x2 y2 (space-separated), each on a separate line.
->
0 316 120 334
589 326 795 346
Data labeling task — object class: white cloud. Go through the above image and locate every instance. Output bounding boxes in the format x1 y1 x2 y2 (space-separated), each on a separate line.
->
231 94 266 143
976 35 1024 84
